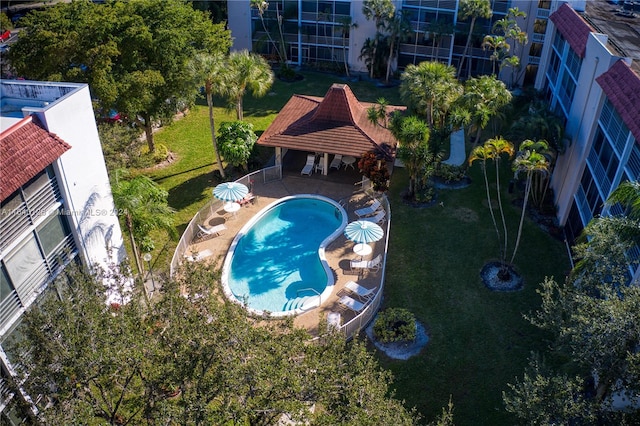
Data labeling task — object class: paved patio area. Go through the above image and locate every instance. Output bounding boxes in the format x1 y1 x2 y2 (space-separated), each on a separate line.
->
185 158 387 336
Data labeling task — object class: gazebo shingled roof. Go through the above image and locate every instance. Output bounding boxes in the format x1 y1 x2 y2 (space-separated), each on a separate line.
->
257 84 406 158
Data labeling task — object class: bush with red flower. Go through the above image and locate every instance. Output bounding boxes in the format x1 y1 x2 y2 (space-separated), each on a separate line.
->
358 152 390 192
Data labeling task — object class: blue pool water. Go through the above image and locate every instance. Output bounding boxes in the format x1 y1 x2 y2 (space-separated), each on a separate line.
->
223 196 345 315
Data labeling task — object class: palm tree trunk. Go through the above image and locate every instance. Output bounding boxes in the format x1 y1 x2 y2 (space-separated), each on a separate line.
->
206 88 225 178
370 38 377 79
259 13 282 63
458 17 476 78
143 113 155 153
510 173 532 264
385 37 395 84
482 162 503 260
343 34 350 77
236 96 243 121
495 160 508 263
126 215 143 275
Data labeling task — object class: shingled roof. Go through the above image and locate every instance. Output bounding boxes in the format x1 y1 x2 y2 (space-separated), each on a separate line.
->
257 84 406 158
549 3 594 58
0 115 71 202
596 60 640 144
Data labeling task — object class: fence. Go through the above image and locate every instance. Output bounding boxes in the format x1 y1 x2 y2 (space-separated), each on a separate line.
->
339 190 391 340
169 166 281 276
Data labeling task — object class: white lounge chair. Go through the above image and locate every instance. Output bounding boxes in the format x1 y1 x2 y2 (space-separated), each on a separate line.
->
338 295 368 313
349 254 382 274
360 209 386 224
301 154 315 176
330 154 343 170
354 199 382 218
343 280 376 301
197 223 226 239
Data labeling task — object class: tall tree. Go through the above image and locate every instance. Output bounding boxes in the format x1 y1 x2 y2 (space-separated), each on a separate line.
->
217 121 258 172
468 137 514 264
508 209 640 423
9 0 231 153
492 7 528 88
457 0 493 78
188 52 227 178
510 140 549 264
390 115 432 197
461 75 512 146
224 50 274 121
400 61 462 129
338 15 358 77
384 10 412 84
481 34 509 76
362 0 395 79
14 262 420 424
250 0 285 64
111 170 176 275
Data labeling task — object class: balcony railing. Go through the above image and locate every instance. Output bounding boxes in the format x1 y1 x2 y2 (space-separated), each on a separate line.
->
537 8 550 19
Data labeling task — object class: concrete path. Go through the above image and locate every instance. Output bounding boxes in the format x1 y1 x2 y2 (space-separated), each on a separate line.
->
443 128 466 166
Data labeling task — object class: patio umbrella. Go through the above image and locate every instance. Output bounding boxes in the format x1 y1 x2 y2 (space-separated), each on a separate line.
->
213 182 249 203
344 220 384 244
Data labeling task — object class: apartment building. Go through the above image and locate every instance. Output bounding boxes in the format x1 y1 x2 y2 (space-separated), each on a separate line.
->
228 0 554 86
0 80 125 422
535 0 639 283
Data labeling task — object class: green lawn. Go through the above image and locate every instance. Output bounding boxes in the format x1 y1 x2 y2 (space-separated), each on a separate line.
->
141 70 570 425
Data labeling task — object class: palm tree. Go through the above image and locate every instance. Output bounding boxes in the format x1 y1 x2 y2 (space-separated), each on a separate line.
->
250 0 284 63
390 115 431 197
492 7 528 87
338 16 358 77
510 140 550 264
399 61 462 129
384 10 412 84
427 20 454 62
606 180 640 220
188 52 227 178
457 0 493 78
481 34 509 76
111 170 176 275
461 75 512 146
362 0 395 79
225 50 274 121
367 97 389 128
468 137 515 263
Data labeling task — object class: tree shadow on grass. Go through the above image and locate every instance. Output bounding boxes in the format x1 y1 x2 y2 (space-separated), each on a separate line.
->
167 170 217 212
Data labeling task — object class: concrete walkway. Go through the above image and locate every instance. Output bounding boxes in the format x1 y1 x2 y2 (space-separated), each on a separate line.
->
443 128 466 166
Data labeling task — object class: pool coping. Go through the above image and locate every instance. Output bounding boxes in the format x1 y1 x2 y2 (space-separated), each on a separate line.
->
220 194 348 318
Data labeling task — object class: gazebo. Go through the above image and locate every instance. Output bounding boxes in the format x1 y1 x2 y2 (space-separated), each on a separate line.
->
257 83 406 175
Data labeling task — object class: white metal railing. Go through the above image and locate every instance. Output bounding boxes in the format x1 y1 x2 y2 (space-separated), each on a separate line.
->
339 192 390 339
170 166 282 276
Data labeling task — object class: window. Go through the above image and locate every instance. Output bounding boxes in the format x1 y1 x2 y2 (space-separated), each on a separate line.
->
626 143 640 178
548 49 561 85
600 100 631 156
552 30 564 56
558 70 576 110
36 212 69 257
565 48 582 81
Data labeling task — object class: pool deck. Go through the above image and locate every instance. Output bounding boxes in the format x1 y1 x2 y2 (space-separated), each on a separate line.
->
185 168 386 336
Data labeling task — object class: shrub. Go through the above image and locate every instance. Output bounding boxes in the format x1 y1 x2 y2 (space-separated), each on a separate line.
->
434 163 467 183
373 308 417 343
358 151 390 192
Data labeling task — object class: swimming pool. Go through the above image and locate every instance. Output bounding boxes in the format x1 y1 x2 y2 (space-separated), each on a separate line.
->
221 195 347 317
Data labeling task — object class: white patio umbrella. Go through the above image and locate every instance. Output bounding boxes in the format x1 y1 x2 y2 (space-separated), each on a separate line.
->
344 220 384 244
213 182 248 203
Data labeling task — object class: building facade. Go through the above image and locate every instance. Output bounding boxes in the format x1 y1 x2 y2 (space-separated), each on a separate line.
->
0 80 125 422
535 1 639 284
228 0 554 86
